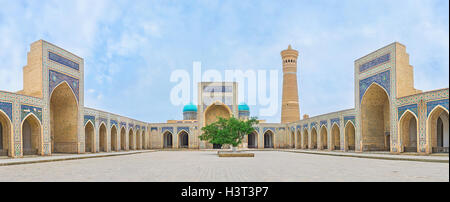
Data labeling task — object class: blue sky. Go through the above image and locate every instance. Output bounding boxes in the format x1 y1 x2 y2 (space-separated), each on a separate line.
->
0 0 448 123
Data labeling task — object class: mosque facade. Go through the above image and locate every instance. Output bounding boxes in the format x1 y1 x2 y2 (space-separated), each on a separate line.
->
0 40 448 158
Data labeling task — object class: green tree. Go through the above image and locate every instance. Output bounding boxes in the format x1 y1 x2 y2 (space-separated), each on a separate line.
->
199 116 259 152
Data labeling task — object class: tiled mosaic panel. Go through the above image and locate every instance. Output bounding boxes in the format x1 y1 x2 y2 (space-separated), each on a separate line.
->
177 127 190 134
162 127 174 134
359 53 390 72
359 70 390 102
344 116 355 126
48 51 79 70
263 127 275 134
49 69 79 101
426 99 449 116
20 104 43 122
84 115 95 126
397 104 418 120
320 120 327 127
330 118 340 127
0 101 13 120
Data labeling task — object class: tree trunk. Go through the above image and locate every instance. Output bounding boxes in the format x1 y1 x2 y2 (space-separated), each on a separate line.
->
232 146 237 152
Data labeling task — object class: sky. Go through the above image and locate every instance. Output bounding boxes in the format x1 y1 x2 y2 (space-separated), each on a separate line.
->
0 0 448 123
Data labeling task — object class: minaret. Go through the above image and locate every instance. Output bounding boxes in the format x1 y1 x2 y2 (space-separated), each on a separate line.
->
281 45 300 123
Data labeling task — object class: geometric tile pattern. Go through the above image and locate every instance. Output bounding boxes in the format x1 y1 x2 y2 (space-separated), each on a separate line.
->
330 118 340 127
177 127 190 134
48 52 79 71
263 127 276 134
359 70 390 102
110 119 118 128
320 120 327 127
344 116 355 126
0 101 13 120
162 127 174 134
397 104 418 120
359 53 390 72
49 69 79 101
84 115 95 126
120 122 127 128
20 104 42 122
426 99 449 116
98 117 107 126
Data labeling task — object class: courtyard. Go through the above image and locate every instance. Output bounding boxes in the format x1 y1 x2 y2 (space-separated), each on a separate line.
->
0 151 448 182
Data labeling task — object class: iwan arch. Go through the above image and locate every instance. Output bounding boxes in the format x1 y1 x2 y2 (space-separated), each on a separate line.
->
0 40 448 158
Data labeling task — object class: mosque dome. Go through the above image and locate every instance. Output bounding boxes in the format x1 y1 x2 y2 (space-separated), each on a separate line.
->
183 103 197 112
238 103 250 111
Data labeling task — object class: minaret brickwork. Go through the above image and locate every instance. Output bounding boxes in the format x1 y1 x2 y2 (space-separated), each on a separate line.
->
281 45 300 123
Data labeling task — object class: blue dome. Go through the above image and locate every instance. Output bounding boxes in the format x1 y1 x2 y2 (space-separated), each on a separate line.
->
238 103 250 111
183 103 197 112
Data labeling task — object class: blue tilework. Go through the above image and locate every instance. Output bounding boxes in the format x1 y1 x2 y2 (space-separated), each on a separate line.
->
330 118 340 127
21 105 42 122
177 127 190 134
49 51 79 70
0 101 13 121
359 70 390 102
359 53 390 72
398 104 418 120
427 99 449 116
49 70 79 101
162 127 174 134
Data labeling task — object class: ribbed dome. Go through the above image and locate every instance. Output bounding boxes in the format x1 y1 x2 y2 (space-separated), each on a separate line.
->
183 103 197 112
238 103 250 111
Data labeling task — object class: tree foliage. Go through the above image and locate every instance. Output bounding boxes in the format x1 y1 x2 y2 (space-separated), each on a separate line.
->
199 116 259 147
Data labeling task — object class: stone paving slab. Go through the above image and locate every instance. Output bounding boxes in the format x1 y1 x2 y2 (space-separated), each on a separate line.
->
0 150 155 166
0 151 447 182
281 149 449 163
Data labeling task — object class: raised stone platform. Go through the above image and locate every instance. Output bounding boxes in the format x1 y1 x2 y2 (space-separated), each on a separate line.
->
217 151 254 157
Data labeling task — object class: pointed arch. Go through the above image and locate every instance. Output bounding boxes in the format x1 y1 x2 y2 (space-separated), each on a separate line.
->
361 82 390 151
163 131 173 148
49 81 79 106
204 101 232 126
141 129 146 149
21 113 43 155
302 128 308 149
320 125 328 150
84 121 95 153
120 126 127 150
398 110 418 152
331 123 340 150
178 130 189 148
264 130 274 148
50 81 78 153
310 127 317 149
426 105 449 153
99 122 107 152
344 121 356 151
110 124 118 151
360 82 390 103
136 129 141 150
290 130 295 148
128 128 135 150
248 130 258 149
0 110 12 156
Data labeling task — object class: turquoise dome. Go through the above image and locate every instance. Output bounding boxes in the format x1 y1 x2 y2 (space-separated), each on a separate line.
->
183 103 197 112
238 103 250 111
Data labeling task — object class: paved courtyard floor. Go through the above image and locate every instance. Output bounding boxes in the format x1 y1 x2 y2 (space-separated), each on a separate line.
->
0 151 448 182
